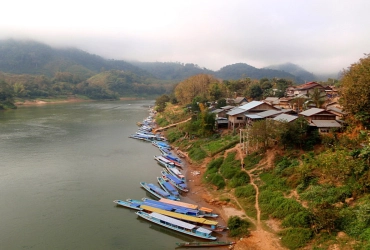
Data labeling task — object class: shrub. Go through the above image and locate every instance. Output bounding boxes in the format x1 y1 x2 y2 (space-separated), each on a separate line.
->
188 146 207 161
235 185 256 198
229 171 250 188
280 228 313 249
203 173 225 189
243 151 263 169
282 210 312 228
227 216 250 237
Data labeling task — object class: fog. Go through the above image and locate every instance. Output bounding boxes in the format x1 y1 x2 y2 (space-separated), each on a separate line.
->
1 0 369 74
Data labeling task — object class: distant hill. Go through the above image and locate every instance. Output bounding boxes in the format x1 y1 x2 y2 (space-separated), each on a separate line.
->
214 63 304 83
0 39 330 84
0 39 153 80
129 61 214 81
264 62 316 82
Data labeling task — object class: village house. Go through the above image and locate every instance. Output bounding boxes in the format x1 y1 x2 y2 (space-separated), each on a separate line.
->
227 101 278 129
288 81 326 97
299 108 341 133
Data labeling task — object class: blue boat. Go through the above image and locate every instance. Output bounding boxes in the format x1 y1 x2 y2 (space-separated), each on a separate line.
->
161 170 188 192
157 177 180 198
163 153 182 163
165 164 186 182
136 211 217 240
140 182 178 201
142 198 200 217
113 200 143 210
154 155 175 168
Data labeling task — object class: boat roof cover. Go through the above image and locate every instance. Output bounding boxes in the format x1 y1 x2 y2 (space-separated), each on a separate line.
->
147 183 170 197
195 227 213 234
199 207 213 213
144 199 198 214
150 212 196 230
166 174 183 184
142 206 217 226
160 198 198 209
162 181 178 193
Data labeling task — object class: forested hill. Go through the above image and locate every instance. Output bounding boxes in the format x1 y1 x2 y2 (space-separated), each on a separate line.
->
265 62 317 83
0 39 153 79
214 63 304 83
131 61 307 83
0 39 318 84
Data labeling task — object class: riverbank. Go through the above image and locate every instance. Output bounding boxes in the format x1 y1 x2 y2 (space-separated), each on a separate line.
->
14 96 145 106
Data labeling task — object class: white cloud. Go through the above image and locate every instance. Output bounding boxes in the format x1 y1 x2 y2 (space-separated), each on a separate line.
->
1 0 370 74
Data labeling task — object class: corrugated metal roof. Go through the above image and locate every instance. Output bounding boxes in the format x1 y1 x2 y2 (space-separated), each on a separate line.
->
239 101 263 111
227 108 246 116
273 114 298 122
149 212 196 229
299 108 325 116
220 105 234 110
254 110 283 118
245 114 262 119
211 109 223 113
311 120 342 128
327 107 345 114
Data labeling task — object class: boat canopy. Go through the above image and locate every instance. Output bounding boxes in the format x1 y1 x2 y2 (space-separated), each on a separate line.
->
200 207 213 213
147 183 170 197
150 212 196 230
142 206 217 226
160 198 198 209
196 227 213 234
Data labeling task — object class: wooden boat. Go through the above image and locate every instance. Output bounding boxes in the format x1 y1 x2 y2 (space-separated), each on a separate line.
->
140 182 179 201
162 154 183 168
154 155 176 168
159 198 219 218
140 205 218 227
157 176 180 198
113 200 143 210
161 170 188 192
175 241 235 247
136 211 217 240
165 164 186 182
142 198 200 217
163 153 182 163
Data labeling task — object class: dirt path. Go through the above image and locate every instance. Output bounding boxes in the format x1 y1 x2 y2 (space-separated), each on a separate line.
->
223 145 286 250
153 118 191 133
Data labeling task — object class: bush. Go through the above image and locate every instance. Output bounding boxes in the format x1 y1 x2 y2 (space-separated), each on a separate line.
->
188 146 207 161
203 173 225 189
235 185 256 198
229 171 250 188
227 216 250 237
280 228 313 249
243 151 263 169
282 211 312 228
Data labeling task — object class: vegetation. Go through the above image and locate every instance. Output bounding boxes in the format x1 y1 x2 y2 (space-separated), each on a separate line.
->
227 216 251 237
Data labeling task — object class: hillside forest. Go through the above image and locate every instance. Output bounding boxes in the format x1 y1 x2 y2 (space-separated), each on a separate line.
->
0 39 337 109
153 54 370 249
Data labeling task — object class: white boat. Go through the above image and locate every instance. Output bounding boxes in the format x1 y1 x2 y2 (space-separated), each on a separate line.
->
136 211 217 240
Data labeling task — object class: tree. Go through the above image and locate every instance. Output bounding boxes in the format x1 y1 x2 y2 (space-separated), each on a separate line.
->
174 74 218 104
246 84 263 100
155 94 170 112
340 54 370 126
0 80 16 109
304 88 326 109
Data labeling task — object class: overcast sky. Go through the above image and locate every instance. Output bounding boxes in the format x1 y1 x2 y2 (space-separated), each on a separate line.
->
1 0 369 74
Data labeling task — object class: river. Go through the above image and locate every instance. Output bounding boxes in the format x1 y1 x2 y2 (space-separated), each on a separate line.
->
0 100 216 250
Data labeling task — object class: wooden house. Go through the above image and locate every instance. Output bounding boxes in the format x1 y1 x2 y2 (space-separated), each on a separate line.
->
299 108 341 133
227 101 278 129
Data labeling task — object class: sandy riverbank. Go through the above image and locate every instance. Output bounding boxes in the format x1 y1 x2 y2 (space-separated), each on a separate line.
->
14 96 145 106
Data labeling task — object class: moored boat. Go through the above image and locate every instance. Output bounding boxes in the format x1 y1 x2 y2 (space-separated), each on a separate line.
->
136 211 217 240
165 164 186 182
113 200 143 210
175 241 235 247
159 198 219 218
161 170 188 192
140 205 218 227
140 182 178 201
157 176 180 198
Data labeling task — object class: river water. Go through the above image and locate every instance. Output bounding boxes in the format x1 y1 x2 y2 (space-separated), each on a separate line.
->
0 100 217 250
